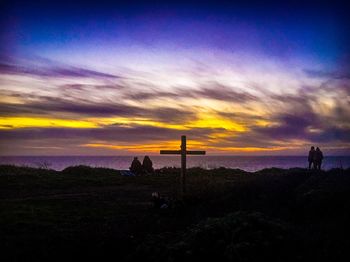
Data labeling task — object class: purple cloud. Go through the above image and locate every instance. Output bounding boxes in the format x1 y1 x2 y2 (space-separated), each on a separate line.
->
0 125 220 143
0 60 119 79
123 83 257 103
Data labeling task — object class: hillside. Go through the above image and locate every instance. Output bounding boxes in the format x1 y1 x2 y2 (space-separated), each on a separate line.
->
1 165 350 261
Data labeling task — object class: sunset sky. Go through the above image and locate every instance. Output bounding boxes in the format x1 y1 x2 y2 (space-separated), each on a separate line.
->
0 0 349 155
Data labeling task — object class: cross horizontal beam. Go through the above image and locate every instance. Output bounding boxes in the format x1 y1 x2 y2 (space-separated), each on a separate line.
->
187 150 206 155
160 150 206 155
160 150 181 154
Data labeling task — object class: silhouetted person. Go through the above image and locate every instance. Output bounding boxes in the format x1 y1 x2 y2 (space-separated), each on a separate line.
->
130 157 143 175
142 155 154 174
308 146 315 169
314 147 324 170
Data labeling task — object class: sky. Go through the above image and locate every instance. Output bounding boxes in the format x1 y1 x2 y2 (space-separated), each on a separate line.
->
0 0 349 155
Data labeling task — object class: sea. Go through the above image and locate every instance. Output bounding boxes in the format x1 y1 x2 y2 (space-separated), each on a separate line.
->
0 156 349 172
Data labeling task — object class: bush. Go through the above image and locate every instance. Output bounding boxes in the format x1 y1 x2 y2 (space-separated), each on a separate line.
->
133 211 302 262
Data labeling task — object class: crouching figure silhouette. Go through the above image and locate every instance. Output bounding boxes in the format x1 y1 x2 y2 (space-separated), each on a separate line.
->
130 157 143 175
142 155 154 174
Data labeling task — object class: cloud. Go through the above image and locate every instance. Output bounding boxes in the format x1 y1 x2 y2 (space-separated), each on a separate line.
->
0 99 140 117
304 59 350 81
149 107 196 123
122 83 257 103
190 83 258 103
303 69 347 79
0 97 197 128
123 90 177 101
0 60 119 79
0 124 219 144
255 112 320 140
311 127 350 143
1 53 350 154
247 96 350 144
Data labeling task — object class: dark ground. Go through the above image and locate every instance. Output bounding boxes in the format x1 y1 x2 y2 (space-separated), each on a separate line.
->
0 165 350 261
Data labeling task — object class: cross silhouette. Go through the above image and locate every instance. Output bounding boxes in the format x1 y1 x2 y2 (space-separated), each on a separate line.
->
160 135 206 196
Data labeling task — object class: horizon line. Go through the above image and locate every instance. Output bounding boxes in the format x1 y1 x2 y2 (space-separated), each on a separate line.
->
1 155 350 157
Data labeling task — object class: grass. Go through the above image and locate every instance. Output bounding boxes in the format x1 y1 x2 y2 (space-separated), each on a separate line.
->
0 165 350 261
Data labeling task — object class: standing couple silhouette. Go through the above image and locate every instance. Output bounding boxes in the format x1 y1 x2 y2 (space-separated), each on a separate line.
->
308 146 324 170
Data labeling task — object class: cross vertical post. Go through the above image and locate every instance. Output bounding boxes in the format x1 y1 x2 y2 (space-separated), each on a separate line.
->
181 135 186 194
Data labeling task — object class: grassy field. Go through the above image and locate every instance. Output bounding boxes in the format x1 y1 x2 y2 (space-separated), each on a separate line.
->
1 165 350 261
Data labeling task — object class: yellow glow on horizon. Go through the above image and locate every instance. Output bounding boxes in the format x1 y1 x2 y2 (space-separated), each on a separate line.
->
93 113 246 132
0 114 247 132
187 112 246 131
90 117 189 130
83 142 178 152
83 139 207 152
0 117 99 129
83 141 286 153
211 146 289 152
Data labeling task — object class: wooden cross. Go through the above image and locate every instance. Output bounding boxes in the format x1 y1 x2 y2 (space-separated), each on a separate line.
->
160 135 206 196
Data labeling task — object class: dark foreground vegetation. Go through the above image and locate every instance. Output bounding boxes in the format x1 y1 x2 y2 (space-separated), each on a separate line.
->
1 165 350 261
